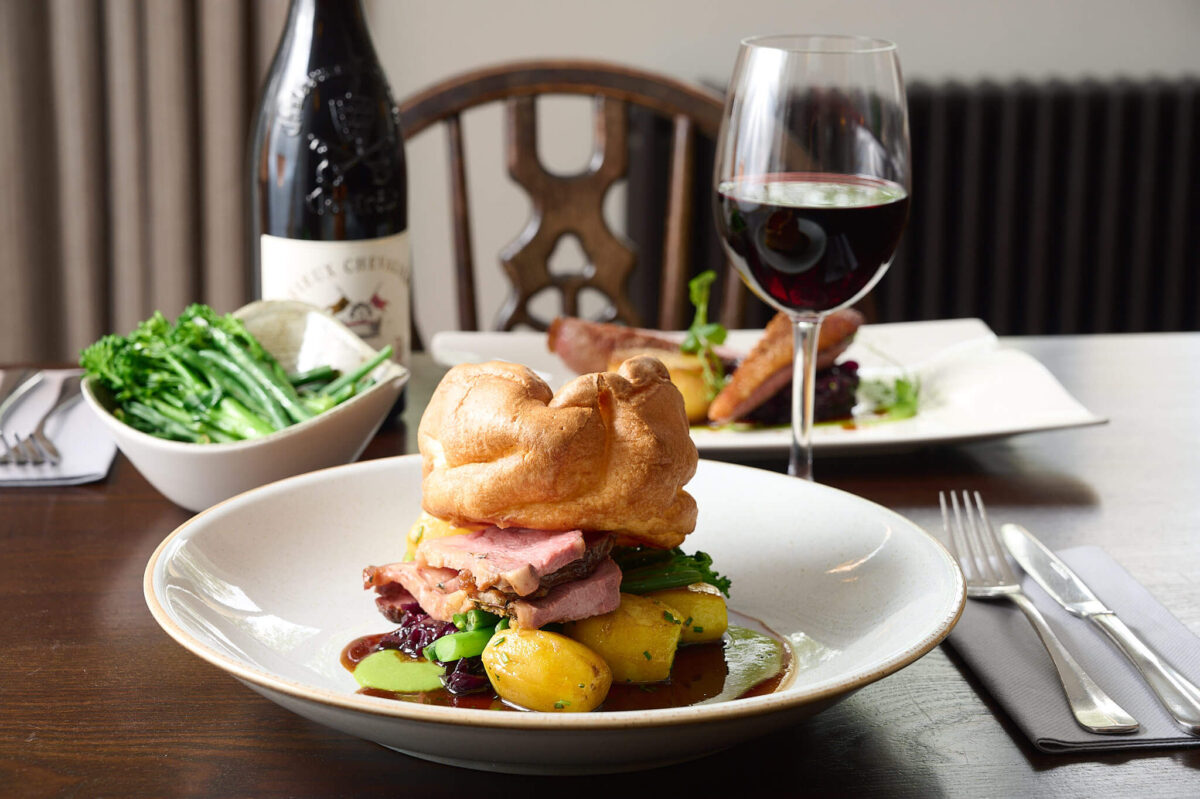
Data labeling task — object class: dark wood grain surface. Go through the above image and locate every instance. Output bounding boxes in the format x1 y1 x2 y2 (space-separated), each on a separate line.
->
3 334 1199 797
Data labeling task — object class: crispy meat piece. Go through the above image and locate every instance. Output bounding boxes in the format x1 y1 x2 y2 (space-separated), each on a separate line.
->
548 317 738 375
707 309 863 424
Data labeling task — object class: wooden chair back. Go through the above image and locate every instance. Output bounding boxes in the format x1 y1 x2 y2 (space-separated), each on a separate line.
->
398 59 744 331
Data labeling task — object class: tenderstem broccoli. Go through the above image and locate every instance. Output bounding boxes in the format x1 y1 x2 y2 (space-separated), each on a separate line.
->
80 304 393 443
613 546 732 596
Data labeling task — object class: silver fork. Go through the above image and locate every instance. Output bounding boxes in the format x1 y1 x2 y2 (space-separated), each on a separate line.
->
19 375 81 465
1 433 28 465
941 490 1139 734
0 370 44 466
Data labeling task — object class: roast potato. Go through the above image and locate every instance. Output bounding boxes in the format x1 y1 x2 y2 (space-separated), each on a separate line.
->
646 583 728 644
564 593 683 683
481 627 611 712
403 511 480 560
609 349 710 423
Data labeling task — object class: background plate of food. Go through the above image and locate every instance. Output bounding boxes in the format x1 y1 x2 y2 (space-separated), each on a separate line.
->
145 454 964 774
431 317 1105 456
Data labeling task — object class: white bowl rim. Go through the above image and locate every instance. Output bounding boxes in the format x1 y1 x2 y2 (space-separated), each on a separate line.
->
144 455 966 731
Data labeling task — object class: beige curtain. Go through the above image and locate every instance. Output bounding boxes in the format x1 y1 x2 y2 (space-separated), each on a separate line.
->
0 0 288 362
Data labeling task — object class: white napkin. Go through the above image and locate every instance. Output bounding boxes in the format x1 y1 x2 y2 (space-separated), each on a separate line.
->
946 545 1200 752
0 369 117 487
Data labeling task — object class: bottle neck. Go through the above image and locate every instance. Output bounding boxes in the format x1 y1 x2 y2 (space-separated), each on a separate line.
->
284 0 373 53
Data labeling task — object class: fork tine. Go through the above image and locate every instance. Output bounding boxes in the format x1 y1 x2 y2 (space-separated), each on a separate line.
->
960 490 1000 584
11 434 28 465
971 491 1019 585
938 492 959 563
960 491 988 578
20 375 79 467
13 434 29 464
943 491 977 582
953 490 986 583
21 434 40 465
22 434 46 465
34 432 61 465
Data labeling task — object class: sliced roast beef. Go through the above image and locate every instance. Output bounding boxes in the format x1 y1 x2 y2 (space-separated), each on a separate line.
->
365 562 473 622
508 558 621 628
373 581 419 623
364 557 622 627
367 523 625 627
537 533 614 592
415 527 587 597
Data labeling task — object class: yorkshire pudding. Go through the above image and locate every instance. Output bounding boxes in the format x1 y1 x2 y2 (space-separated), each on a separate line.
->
418 357 698 548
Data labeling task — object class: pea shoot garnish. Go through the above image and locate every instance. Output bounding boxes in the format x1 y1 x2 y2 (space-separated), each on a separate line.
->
680 270 730 400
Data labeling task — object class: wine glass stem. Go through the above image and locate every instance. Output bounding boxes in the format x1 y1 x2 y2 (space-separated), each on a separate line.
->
789 314 822 480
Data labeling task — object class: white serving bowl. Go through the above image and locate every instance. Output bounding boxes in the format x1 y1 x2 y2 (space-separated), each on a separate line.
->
145 455 965 774
82 300 409 511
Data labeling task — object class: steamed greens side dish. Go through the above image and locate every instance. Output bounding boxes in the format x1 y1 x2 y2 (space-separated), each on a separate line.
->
80 304 392 443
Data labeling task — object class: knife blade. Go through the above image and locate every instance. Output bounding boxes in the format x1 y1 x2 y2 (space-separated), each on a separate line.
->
1001 522 1200 735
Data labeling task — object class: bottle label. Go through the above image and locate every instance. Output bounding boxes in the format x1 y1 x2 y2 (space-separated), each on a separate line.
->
260 232 411 366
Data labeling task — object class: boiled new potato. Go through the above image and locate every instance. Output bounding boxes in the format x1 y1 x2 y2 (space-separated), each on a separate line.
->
403 511 482 560
481 628 611 712
609 349 710 423
647 583 728 644
564 593 683 683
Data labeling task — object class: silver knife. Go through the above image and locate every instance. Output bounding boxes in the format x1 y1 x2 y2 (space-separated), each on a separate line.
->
1001 522 1200 735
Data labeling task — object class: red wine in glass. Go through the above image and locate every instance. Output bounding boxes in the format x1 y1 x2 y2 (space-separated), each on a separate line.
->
715 35 910 480
717 172 909 314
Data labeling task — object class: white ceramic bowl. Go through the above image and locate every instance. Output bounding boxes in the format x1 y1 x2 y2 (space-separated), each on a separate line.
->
145 456 965 774
82 300 409 511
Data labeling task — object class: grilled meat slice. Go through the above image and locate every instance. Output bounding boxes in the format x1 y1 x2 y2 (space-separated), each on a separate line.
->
548 316 738 375
707 309 863 424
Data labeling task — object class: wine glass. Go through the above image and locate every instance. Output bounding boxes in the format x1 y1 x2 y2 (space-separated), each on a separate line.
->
714 34 911 480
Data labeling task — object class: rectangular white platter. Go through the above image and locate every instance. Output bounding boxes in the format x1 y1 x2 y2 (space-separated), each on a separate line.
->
430 319 1106 457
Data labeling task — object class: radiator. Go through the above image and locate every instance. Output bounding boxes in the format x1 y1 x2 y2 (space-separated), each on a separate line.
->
628 78 1200 334
885 78 1200 334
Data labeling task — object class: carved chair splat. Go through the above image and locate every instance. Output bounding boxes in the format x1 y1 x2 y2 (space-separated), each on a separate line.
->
397 60 741 333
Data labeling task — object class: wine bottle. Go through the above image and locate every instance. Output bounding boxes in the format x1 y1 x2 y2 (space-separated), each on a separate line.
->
249 0 410 386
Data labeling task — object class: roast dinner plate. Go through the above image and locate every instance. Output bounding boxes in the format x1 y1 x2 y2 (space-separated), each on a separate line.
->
430 318 1106 456
145 455 964 774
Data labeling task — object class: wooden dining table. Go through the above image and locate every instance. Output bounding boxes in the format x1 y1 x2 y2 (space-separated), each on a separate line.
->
2 332 1199 796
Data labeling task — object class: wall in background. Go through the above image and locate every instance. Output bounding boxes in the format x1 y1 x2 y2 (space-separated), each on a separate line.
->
365 0 1200 335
